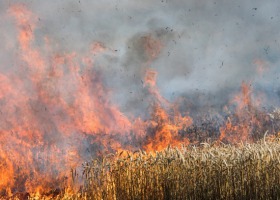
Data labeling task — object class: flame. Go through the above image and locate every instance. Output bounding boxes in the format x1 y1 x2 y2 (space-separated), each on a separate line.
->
143 69 192 152
144 104 192 152
0 3 275 198
3 5 180 195
0 4 133 194
219 82 261 143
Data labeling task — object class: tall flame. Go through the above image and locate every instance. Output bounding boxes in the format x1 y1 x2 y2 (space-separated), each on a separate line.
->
0 4 133 194
143 69 192 152
0 3 275 197
219 82 261 143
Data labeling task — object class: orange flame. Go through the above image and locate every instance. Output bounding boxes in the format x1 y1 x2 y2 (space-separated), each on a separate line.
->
143 69 192 152
1 4 273 198
219 82 260 143
0 4 133 194
144 104 192 152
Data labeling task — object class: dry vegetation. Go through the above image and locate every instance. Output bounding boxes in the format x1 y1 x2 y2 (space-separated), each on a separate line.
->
10 136 280 200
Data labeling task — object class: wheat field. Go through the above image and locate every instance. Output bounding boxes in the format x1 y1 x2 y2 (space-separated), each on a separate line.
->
23 136 280 200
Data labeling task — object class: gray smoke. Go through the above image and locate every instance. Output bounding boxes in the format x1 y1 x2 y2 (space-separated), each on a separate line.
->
1 0 280 117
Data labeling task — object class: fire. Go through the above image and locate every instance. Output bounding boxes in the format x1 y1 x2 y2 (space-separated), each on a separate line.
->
142 69 192 152
144 104 192 152
2 4 188 195
0 4 133 195
0 3 277 198
219 82 261 143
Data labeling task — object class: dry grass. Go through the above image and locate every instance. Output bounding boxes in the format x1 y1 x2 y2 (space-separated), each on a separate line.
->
10 136 280 199
67 137 280 199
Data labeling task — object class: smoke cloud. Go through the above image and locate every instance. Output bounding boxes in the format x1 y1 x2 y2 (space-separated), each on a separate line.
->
1 0 280 116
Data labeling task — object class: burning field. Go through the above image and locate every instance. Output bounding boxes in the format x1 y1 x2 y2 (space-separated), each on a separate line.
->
1 0 280 199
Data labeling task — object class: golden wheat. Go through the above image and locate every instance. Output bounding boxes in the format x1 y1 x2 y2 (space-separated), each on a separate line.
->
9 136 280 199
64 136 280 200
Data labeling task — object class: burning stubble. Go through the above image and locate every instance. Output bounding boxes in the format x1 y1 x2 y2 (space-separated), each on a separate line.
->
0 0 280 197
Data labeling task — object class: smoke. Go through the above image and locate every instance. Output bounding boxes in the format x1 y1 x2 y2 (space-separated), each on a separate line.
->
1 0 280 116
0 0 279 192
